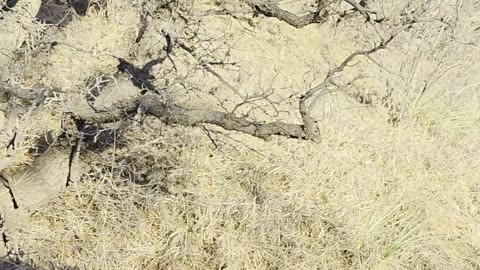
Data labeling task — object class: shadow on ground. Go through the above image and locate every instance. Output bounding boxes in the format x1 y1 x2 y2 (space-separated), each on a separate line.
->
0 258 35 270
0 257 77 270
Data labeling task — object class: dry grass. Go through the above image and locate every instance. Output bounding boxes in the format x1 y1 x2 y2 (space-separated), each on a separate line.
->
2 0 480 269
14 117 480 269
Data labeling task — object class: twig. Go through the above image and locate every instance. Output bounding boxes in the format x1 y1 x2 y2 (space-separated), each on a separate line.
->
298 24 414 139
177 41 246 99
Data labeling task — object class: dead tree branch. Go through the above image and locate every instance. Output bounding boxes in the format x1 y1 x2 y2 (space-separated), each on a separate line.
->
238 0 328 28
74 93 306 140
176 41 245 99
298 25 412 139
143 94 307 139
343 0 377 22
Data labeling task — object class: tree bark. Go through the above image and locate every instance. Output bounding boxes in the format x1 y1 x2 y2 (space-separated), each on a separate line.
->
239 0 327 28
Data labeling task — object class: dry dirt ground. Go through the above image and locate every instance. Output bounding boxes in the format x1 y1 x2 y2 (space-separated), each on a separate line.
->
1 0 480 269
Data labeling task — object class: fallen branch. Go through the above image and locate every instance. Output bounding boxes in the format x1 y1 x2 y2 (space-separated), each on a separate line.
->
343 0 376 22
299 25 410 139
144 94 307 139
73 95 142 123
74 92 306 140
238 0 327 28
135 0 150 43
177 41 245 99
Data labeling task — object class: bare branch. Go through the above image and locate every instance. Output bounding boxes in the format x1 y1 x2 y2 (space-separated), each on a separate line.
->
144 94 307 139
177 41 245 99
343 0 374 21
238 0 328 28
298 27 407 139
75 93 307 140
73 95 142 123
